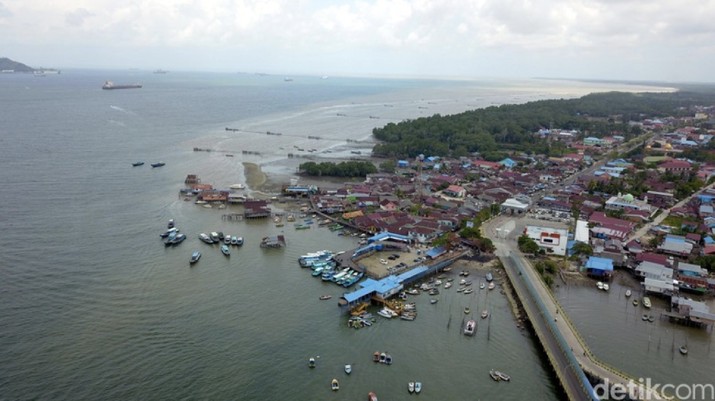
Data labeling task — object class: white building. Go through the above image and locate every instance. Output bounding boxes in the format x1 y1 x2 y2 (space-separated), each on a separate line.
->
523 225 569 256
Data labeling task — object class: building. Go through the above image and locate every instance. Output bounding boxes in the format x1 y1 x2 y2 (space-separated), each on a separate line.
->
584 256 614 279
501 198 529 215
605 193 656 217
523 225 569 256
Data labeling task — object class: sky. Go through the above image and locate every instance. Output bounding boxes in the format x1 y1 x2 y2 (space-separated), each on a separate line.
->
1 0 714 82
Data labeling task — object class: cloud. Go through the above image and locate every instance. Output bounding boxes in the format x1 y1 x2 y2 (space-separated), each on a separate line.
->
0 1 13 19
65 8 93 27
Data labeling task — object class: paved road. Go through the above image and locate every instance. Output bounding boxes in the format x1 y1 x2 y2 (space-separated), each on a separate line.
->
483 216 667 400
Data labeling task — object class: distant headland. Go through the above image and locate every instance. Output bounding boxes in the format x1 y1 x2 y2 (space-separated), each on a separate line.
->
0 57 60 74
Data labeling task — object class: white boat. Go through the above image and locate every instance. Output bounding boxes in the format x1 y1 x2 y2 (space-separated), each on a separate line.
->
229 183 245 190
430 299 438 304
679 345 688 355
331 378 339 391
596 281 604 290
496 371 511 381
643 297 652 309
463 288 473 295
444 281 452 289
479 282 485 290
377 309 393 319
464 319 476 336
625 289 632 298
481 310 489 319
414 382 422 393
488 282 495 290
308 357 316 368
603 283 610 291
408 382 415 393
344 364 352 374
489 369 500 381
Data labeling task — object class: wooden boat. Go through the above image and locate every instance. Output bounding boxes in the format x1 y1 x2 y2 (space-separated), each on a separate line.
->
633 299 639 306
496 371 511 381
642 314 649 321
379 352 386 363
132 161 144 167
464 307 470 314
373 351 380 362
479 282 486 290
368 391 378 401
625 289 632 298
331 378 339 391
344 364 352 374
463 288 473 294
481 310 489 319
189 251 201 265
319 295 332 300
648 315 655 322
430 299 438 304
414 382 422 393
488 282 495 290
489 369 500 381
150 162 165 168
679 345 688 355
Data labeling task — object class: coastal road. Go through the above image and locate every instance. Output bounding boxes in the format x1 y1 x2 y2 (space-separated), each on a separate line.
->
483 216 667 400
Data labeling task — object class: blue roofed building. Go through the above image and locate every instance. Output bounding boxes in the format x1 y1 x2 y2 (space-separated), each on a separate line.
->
584 256 614 278
499 158 517 169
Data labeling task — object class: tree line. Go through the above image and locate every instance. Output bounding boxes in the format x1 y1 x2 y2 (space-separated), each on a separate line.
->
298 161 377 177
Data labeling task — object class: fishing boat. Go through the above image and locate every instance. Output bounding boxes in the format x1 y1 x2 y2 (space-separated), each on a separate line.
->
308 357 316 368
679 345 688 355
464 319 476 336
489 369 500 381
414 382 422 394
408 382 415 393
603 283 610 291
377 309 393 319
648 315 655 322
331 378 339 391
379 352 386 363
373 351 380 362
625 289 632 298
430 299 438 304
633 299 639 306
345 364 352 374
464 307 470 314
643 297 652 309
384 354 392 365
486 272 493 282
479 282 486 290
190 251 201 265
488 282 495 290
642 314 649 321
368 391 378 401
150 162 165 168
319 295 332 300
597 281 604 290
481 310 489 319
132 161 144 167
220 244 230 256
464 288 473 294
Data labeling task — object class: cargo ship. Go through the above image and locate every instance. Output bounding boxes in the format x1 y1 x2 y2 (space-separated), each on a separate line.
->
102 81 142 90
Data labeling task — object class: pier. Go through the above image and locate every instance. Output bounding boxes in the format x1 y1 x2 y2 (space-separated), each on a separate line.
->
485 217 669 401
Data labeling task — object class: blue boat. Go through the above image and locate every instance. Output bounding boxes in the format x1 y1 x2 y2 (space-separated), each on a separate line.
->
190 251 201 264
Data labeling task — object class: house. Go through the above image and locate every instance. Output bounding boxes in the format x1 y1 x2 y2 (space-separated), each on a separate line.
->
605 193 656 217
501 198 529 215
583 137 603 147
442 185 466 199
499 158 517 169
658 160 691 174
584 256 614 278
589 212 635 242
658 235 694 257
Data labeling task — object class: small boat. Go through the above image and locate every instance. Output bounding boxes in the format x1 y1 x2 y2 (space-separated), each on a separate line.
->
199 233 214 244
679 345 688 355
597 281 604 290
160 227 179 238
642 314 649 321
464 307 470 314
331 378 339 391
464 319 476 336
648 315 655 322
496 371 511 381
643 297 652 309
488 282 495 290
373 351 380 362
625 289 632 298
486 272 493 282
308 357 316 368
223 235 232 245
414 382 422 394
168 233 186 246
489 369 500 381
633 299 639 307
368 391 378 401
235 236 244 246
464 288 473 295
190 251 201 265
150 162 165 168
132 161 144 167
377 309 393 319
345 364 352 374
430 299 438 304
385 354 392 365
603 283 610 291
319 295 332 300
408 382 415 393
379 352 386 363
220 244 230 256
481 310 489 319
167 219 175 229
479 282 486 290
